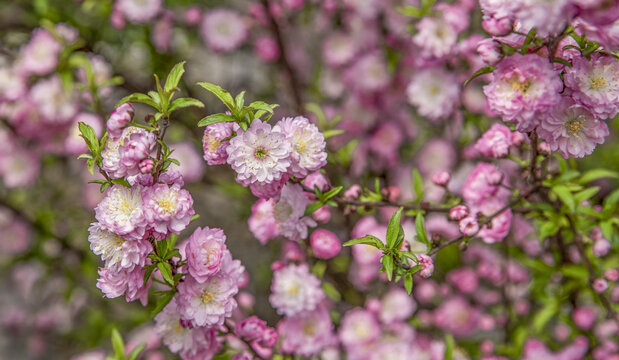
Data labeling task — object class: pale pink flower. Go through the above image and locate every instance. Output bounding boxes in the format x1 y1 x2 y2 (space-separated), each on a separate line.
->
434 296 479 336
0 66 26 101
226 119 292 185
407 67 460 121
310 229 341 259
177 273 239 327
413 18 458 59
273 116 327 178
202 122 237 165
200 9 248 52
16 29 61 76
269 264 324 316
96 265 151 305
475 123 513 158
95 185 147 241
88 222 151 271
461 162 509 206
449 205 469 221
0 146 40 188
483 54 562 132
459 216 479 236
249 174 289 199
339 308 380 347
119 131 157 171
248 199 279 244
322 32 358 67
417 254 435 278
564 54 619 120
379 288 416 324
185 227 227 283
142 183 195 239
344 53 390 92
572 307 596 330
538 98 609 158
273 184 316 241
106 103 134 141
29 75 79 125
235 316 267 342
116 0 162 23
254 36 280 62
278 305 336 357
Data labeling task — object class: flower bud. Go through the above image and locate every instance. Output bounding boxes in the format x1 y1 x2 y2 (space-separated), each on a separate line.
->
481 16 513 36
310 229 341 259
184 7 202 25
431 171 451 186
139 159 154 174
593 237 611 257
604 269 619 282
593 278 608 293
537 142 551 154
417 254 434 278
235 316 267 342
344 184 362 199
106 103 134 141
312 206 331 223
511 131 525 146
255 36 280 62
459 216 479 236
476 38 502 65
258 327 278 348
449 205 469 221
572 307 596 330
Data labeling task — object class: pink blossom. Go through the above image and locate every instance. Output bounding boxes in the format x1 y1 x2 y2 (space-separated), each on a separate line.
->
379 288 416 323
255 36 280 62
0 145 40 188
116 0 162 23
235 316 267 342
604 268 619 282
227 119 292 185
483 54 562 132
278 305 336 357
475 123 513 158
185 227 227 283
119 131 156 171
249 174 289 199
413 18 457 59
304 172 329 192
476 200 513 244
339 308 380 347
177 273 239 327
407 67 460 121
16 28 61 76
432 171 451 186
434 296 479 336
269 264 324 316
95 185 146 241
447 268 479 294
0 209 31 256
273 116 326 178
139 159 154 174
449 205 469 221
201 9 248 52
462 163 509 206
538 98 609 158
106 103 134 141
477 38 502 65
96 265 151 305
29 75 79 126
310 229 341 259
248 199 279 244
273 184 315 241
142 183 195 239
417 254 435 278
322 32 358 67
572 307 596 330
593 278 608 293
88 222 151 271
0 66 26 101
344 53 390 92
459 216 480 236
184 7 202 26
202 122 237 165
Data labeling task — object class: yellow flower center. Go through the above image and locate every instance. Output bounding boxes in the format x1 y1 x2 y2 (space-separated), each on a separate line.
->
207 138 221 152
157 192 178 214
254 146 268 159
303 323 316 336
201 290 215 304
589 76 608 91
509 77 532 95
294 140 308 155
286 283 299 296
566 118 584 136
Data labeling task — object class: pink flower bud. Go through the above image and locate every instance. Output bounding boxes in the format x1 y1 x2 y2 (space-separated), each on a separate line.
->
184 7 202 25
258 327 278 348
235 316 267 341
480 340 494 354
459 216 479 236
449 205 469 221
365 298 382 313
106 103 134 141
432 171 451 186
593 237 611 257
511 131 525 146
417 254 434 278
283 241 305 262
344 184 362 199
312 205 331 223
481 17 513 36
310 229 341 259
270 261 285 272
110 6 126 29
237 292 255 309
572 307 596 330
604 269 619 282
139 159 154 174
254 36 280 62
304 171 329 192
476 38 502 65
593 278 608 293
554 323 571 341
383 186 401 202
537 142 550 154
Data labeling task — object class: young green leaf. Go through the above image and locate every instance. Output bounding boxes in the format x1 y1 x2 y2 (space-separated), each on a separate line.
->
151 291 176 317
444 334 455 360
116 92 159 110
382 255 394 281
386 207 404 249
168 98 205 113
143 264 156 286
197 82 236 111
248 101 278 114
235 91 246 111
127 344 146 360
343 235 384 249
323 129 346 139
111 328 125 360
404 273 413 295
412 168 424 202
164 61 186 94
78 122 99 155
157 262 174 286
579 169 619 184
197 113 237 127
552 184 576 212
463 65 497 87
415 213 431 248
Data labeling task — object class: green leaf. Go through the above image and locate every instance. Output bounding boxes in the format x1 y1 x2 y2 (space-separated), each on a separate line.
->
235 91 246 111
322 282 341 301
157 262 174 286
78 122 99 155
396 5 422 17
521 27 537 54
533 300 558 332
560 264 588 282
552 184 576 212
115 93 159 109
343 235 384 249
197 82 236 111
323 129 345 139
539 220 560 240
169 98 205 113
552 57 572 67
573 187 599 204
143 264 156 286
415 214 431 248
151 291 175 317
412 168 424 202
444 334 455 360
248 101 278 114
197 113 237 127
382 255 394 281
464 65 497 87
164 61 186 94
127 344 145 360
386 207 404 249
404 273 413 295
322 186 343 202
579 169 619 184
111 328 125 360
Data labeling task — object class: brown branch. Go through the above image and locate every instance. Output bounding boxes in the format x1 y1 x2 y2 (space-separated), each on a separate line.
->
528 129 539 183
260 0 304 114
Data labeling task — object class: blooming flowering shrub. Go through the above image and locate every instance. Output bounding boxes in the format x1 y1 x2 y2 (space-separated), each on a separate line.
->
1 0 619 359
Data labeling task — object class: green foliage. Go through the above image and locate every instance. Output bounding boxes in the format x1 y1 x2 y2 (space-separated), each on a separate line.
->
106 328 145 360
